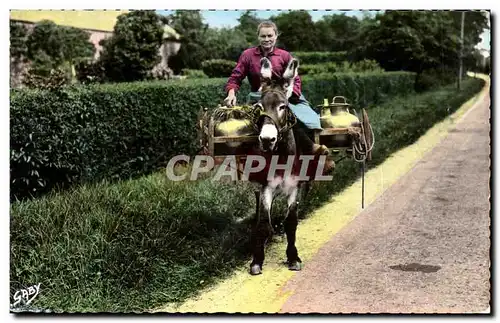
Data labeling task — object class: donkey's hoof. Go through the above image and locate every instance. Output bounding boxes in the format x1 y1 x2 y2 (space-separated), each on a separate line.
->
288 261 302 271
250 264 262 275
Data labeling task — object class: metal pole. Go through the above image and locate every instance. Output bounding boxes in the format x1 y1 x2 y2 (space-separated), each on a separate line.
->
458 11 465 90
255 190 260 219
361 161 365 209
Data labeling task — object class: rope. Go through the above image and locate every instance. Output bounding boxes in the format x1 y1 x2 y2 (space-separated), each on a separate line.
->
351 110 375 163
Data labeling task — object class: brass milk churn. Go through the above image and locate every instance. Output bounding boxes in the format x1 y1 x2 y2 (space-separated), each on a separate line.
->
214 105 255 154
318 96 361 148
319 98 335 128
329 96 361 128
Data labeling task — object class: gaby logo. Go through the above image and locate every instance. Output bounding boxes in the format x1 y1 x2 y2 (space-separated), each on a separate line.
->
11 283 41 308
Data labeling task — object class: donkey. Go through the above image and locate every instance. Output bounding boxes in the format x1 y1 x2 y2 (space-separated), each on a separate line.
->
246 57 331 275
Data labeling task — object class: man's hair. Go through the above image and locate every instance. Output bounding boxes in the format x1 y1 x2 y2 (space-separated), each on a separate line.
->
257 21 279 36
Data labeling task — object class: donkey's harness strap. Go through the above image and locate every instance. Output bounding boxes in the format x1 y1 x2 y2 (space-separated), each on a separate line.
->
251 102 297 142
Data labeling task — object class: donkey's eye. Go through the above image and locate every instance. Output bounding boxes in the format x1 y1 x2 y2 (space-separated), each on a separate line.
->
278 104 287 111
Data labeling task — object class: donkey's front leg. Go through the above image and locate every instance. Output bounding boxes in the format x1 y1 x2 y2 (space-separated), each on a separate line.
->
284 184 302 271
250 185 274 275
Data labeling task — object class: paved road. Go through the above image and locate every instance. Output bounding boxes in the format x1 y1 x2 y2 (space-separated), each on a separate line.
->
280 92 491 313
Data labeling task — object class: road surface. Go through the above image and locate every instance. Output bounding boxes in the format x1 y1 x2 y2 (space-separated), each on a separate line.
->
279 91 491 313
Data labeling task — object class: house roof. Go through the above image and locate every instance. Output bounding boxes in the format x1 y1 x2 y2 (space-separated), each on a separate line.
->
10 9 129 32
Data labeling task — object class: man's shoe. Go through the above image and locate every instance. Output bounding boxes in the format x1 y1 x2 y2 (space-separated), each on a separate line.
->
312 143 329 156
324 157 335 173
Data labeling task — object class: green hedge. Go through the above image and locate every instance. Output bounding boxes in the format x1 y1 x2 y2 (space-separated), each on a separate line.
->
10 71 416 201
291 51 349 65
10 76 484 312
181 69 208 79
301 71 416 111
415 67 457 92
201 59 236 78
300 60 383 76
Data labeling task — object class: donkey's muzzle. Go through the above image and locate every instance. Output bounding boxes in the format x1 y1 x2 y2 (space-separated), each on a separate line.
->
259 135 276 152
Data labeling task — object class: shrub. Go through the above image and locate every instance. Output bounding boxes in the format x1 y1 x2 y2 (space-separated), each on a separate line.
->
75 60 107 84
349 59 384 73
201 59 236 78
10 72 416 201
181 69 208 79
26 20 94 69
22 67 71 90
301 71 416 110
10 21 29 88
10 78 249 201
414 67 457 92
300 59 383 76
292 51 349 65
24 20 95 86
98 10 164 82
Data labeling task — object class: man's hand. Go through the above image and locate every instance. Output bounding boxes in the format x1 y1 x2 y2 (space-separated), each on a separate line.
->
224 90 237 107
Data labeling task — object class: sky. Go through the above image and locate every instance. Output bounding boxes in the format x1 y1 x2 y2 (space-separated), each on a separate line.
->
157 10 375 28
157 10 376 28
156 9 490 52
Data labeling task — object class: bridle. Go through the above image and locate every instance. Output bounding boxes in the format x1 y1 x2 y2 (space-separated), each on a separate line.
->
251 88 297 146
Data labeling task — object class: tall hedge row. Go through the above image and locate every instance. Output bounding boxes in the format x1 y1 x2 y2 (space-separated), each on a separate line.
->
201 59 236 78
300 60 384 76
10 71 416 201
302 71 416 110
291 51 349 65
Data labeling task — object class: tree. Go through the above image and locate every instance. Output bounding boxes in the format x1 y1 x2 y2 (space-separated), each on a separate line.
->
351 10 489 75
349 12 379 59
26 20 66 69
484 55 491 74
315 14 361 52
167 11 249 72
464 48 483 72
448 11 489 78
10 21 29 87
235 10 261 46
449 10 489 52
271 10 318 51
60 26 95 77
10 21 28 60
203 27 248 61
167 10 210 73
24 20 94 83
352 11 453 72
99 10 164 82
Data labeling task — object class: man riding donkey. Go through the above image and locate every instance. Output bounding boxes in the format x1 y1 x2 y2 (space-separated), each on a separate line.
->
224 20 335 169
223 21 335 275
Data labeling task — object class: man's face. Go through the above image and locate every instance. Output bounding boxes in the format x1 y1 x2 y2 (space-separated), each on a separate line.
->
258 27 277 50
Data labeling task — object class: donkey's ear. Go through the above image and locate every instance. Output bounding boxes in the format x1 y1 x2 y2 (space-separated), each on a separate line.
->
260 57 273 80
283 58 299 80
283 58 299 99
